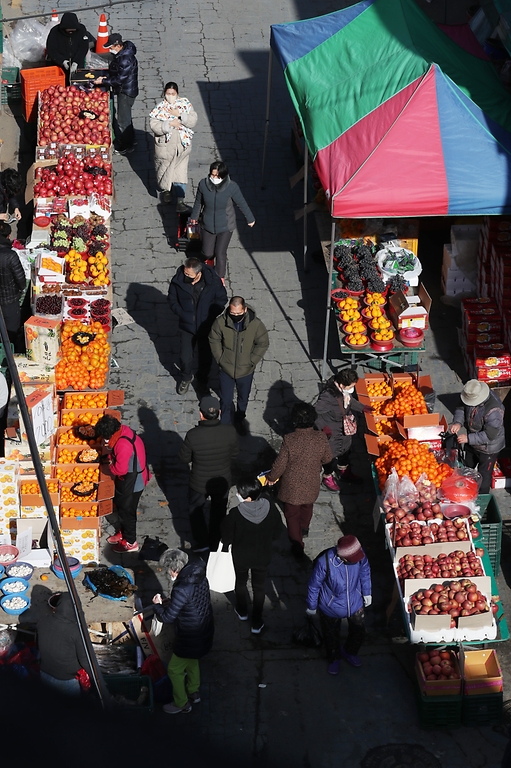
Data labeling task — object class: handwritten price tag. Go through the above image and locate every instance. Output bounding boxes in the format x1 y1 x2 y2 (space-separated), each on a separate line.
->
31 392 55 447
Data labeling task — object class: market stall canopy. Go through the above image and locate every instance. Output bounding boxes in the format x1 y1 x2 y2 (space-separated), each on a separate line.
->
270 0 511 217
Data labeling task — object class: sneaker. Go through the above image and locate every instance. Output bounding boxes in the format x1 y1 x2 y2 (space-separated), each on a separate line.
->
112 539 139 553
188 691 201 704
163 701 192 714
107 531 123 545
176 200 191 213
328 659 341 675
235 608 249 621
340 646 362 667
291 542 305 560
177 379 192 395
113 146 135 155
204 258 215 266
322 474 340 492
233 415 247 437
251 622 265 634
162 191 172 203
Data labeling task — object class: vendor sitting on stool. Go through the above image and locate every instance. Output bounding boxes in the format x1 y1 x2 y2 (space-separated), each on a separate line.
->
450 379 505 494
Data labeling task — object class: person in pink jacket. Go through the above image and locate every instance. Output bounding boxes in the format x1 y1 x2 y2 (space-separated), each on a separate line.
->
95 415 151 553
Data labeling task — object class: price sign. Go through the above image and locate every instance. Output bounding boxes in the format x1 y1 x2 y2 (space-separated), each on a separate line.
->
30 392 55 447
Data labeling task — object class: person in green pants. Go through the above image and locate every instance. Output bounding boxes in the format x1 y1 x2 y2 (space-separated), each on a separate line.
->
152 549 214 714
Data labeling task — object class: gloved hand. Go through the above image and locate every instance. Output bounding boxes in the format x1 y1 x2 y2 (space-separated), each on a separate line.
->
363 595 372 607
305 608 317 616
63 60 70 70
70 62 78 74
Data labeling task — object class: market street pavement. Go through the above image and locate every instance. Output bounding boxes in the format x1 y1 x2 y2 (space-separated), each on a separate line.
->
15 0 511 763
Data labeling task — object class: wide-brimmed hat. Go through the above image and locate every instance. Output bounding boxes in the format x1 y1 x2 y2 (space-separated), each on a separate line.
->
336 535 364 563
460 379 490 407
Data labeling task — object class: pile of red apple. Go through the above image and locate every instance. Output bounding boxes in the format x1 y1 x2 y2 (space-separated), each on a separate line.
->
410 579 490 625
417 649 460 681
428 518 469 543
397 550 484 582
38 85 111 146
391 521 435 547
34 153 112 197
385 501 444 524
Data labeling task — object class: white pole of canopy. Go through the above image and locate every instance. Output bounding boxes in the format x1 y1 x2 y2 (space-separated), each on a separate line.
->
303 142 309 272
261 49 273 189
321 218 336 380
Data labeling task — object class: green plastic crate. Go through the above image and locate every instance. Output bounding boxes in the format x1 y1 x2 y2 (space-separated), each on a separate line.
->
104 674 154 714
2 67 21 104
415 688 462 729
477 493 502 575
462 692 503 727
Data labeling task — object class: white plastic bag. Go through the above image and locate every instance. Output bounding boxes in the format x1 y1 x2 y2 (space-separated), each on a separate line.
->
206 543 235 593
86 50 109 70
8 19 47 64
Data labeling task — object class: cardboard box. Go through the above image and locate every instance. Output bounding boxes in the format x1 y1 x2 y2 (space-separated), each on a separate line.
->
389 284 432 330
62 389 124 409
51 463 114 500
415 652 462 697
24 316 61 367
392 539 473 565
460 649 503 696
59 407 121 428
364 412 398 436
60 498 112 525
355 373 393 402
16 517 48 548
14 356 56 385
60 528 99 563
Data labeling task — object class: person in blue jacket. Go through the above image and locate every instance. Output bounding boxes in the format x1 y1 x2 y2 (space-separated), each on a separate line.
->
168 257 228 394
96 33 139 154
153 549 214 714
306 535 371 675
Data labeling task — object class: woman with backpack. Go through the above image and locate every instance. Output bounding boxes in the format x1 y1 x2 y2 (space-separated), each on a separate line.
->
306 535 372 674
94 415 151 553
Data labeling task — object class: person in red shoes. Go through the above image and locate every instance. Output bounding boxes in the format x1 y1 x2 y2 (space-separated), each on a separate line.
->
94 414 151 553
306 535 371 674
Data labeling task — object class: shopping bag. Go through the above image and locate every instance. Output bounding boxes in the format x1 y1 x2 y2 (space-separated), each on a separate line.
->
292 616 322 648
206 542 236 593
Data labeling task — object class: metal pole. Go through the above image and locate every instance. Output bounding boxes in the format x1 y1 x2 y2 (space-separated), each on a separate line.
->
0 308 109 708
303 143 309 273
261 49 273 190
321 218 336 380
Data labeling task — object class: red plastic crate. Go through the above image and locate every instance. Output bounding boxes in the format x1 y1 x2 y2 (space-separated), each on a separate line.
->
21 66 65 123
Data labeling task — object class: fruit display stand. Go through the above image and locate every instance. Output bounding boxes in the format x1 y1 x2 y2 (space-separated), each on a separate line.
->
338 333 425 370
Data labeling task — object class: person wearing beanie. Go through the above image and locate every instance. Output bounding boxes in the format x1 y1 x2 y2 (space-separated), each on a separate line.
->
45 12 95 79
179 396 239 552
450 379 505 494
221 476 285 634
306 535 371 674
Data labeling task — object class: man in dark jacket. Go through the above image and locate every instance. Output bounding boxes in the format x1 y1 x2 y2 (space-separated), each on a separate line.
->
209 296 269 434
35 592 92 695
168 257 227 395
179 395 239 552
46 12 95 78
96 33 138 154
451 379 505 493
153 549 214 714
0 223 26 343
221 476 284 633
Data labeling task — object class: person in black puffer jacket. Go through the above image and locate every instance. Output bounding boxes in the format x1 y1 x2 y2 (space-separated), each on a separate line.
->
46 12 95 79
189 161 255 279
152 550 214 714
0 222 27 343
96 33 139 154
179 396 239 552
221 476 284 633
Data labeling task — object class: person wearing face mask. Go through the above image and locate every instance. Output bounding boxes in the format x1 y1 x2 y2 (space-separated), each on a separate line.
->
152 549 214 714
315 369 370 487
46 12 96 81
209 296 269 434
220 477 284 634
266 403 333 559
168 257 227 395
188 161 255 280
306 535 371 674
149 82 198 211
95 33 139 155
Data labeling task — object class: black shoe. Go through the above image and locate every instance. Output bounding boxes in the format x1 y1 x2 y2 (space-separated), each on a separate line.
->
291 542 305 560
177 379 192 395
114 146 135 155
301 528 309 538
233 412 247 436
195 378 210 396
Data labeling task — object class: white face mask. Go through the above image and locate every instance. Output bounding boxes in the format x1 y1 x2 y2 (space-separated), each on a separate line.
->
210 176 222 185
236 493 245 503
344 387 355 394
170 574 177 582
165 94 177 103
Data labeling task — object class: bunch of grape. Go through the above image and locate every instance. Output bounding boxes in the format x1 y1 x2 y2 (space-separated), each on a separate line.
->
389 274 408 293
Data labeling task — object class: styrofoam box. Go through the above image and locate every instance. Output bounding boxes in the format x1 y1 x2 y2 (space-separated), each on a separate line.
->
402 576 496 643
385 518 474 562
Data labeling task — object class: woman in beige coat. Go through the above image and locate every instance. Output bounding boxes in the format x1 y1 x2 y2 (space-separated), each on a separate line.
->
149 82 198 212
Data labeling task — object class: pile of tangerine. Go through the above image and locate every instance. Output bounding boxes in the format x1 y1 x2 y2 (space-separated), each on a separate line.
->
336 297 360 311
21 481 59 494
55 466 99 483
373 328 394 342
62 505 98 518
375 438 454 487
58 449 79 464
367 381 392 397
58 428 95 446
381 382 428 418
61 411 103 427
64 393 108 409
61 485 97 502
346 331 368 346
344 320 366 334
56 321 110 390
340 308 361 323
365 292 386 306
369 316 392 331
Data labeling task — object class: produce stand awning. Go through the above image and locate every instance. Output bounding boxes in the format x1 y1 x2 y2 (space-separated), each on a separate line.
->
270 0 511 217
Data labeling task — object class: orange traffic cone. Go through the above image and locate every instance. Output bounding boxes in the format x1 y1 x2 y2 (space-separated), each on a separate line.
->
96 13 109 53
51 9 59 22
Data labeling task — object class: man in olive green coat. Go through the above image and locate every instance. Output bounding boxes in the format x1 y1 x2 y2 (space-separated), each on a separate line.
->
209 296 269 434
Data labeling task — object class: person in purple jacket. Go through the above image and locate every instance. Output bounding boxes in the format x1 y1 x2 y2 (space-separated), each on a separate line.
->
306 535 371 674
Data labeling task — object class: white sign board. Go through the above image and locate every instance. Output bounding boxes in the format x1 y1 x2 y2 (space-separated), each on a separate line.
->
31 392 55 447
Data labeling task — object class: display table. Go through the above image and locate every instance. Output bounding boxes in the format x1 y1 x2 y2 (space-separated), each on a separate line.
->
338 335 425 371
3 568 136 625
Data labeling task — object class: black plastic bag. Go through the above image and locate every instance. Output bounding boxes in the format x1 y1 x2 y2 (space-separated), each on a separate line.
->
138 536 168 562
292 616 322 648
